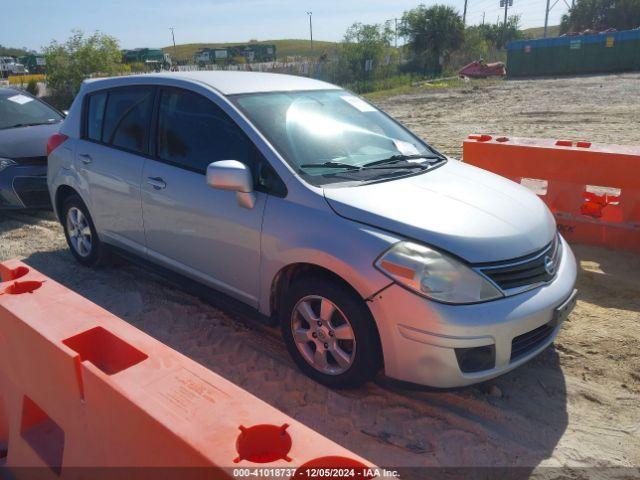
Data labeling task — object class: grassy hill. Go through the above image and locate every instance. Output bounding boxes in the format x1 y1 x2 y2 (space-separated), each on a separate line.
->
0 45 33 57
522 25 561 39
163 39 337 61
163 28 561 62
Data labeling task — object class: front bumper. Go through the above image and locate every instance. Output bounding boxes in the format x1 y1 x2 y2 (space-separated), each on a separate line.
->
368 236 578 388
0 165 51 209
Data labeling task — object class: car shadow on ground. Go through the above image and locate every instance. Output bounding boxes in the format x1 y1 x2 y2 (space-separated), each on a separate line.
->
11 244 569 476
572 244 640 314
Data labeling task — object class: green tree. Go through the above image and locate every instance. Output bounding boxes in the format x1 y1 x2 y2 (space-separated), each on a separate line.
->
449 27 492 67
43 30 122 108
336 22 396 84
478 15 524 49
0 45 33 57
399 4 465 74
560 0 640 32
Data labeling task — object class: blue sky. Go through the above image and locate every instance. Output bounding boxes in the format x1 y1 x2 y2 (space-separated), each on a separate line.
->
4 0 569 51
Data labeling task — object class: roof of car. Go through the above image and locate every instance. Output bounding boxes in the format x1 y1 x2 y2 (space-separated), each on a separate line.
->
85 71 341 95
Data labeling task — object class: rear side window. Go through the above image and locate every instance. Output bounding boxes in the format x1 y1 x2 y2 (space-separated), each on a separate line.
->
157 88 250 173
85 92 107 141
101 87 154 154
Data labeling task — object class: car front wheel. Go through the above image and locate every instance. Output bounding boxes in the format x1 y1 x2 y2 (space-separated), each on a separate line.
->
280 276 381 388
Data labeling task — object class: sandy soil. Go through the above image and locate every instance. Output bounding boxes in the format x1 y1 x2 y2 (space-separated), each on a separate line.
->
377 73 640 160
1 73 639 476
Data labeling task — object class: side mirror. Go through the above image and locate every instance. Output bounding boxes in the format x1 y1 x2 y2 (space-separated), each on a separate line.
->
206 160 255 209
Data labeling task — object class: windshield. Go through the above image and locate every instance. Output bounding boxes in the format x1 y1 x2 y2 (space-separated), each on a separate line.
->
0 91 63 130
232 90 442 186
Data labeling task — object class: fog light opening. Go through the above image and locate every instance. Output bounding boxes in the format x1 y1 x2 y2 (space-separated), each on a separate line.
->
455 345 496 373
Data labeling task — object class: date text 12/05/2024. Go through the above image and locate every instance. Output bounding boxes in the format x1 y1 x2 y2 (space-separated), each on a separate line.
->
232 467 401 478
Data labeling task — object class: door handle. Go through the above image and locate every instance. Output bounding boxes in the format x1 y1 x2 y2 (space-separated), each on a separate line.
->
147 176 167 190
79 153 92 165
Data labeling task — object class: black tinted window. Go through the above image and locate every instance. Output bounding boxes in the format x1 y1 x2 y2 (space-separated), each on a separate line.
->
157 88 250 173
102 87 154 154
85 92 107 141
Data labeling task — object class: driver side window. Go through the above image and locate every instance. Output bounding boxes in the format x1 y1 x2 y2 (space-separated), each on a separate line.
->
156 88 286 196
157 88 250 173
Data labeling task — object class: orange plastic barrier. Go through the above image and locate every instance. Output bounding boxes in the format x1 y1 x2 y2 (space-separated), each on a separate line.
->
0 260 375 479
463 135 640 253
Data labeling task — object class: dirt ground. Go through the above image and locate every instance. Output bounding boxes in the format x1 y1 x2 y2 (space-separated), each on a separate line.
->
378 72 640 160
1 73 639 477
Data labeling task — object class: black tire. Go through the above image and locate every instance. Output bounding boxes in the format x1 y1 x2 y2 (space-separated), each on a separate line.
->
61 194 109 267
280 276 381 388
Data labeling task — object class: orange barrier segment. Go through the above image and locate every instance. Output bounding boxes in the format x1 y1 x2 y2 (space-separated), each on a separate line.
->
0 260 375 479
463 135 640 253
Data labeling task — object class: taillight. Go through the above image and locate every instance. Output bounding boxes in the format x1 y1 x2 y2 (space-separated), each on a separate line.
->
47 133 69 156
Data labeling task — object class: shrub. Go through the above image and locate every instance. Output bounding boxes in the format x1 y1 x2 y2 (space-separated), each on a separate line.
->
43 30 122 109
26 79 39 96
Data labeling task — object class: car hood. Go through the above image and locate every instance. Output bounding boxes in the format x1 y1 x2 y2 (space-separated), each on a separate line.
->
0 122 62 159
323 159 557 263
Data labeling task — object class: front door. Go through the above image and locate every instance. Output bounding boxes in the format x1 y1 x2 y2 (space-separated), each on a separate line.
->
141 87 266 306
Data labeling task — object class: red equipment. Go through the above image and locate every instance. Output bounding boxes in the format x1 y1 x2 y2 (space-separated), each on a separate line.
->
459 60 506 78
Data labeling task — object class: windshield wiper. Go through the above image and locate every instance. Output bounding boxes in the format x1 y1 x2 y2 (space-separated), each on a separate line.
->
1 121 56 130
361 154 443 169
300 154 446 174
299 161 361 170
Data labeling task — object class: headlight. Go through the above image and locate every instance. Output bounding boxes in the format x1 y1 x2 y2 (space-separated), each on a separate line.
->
0 158 16 172
375 241 503 304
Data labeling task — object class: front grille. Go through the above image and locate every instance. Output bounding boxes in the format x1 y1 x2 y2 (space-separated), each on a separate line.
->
13 156 47 166
476 236 561 292
510 322 555 361
13 177 51 208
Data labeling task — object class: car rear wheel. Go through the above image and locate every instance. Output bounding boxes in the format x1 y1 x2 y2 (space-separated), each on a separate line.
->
62 194 108 267
280 276 381 388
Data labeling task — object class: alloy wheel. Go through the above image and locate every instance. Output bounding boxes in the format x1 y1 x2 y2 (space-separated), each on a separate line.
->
66 207 92 258
290 295 356 375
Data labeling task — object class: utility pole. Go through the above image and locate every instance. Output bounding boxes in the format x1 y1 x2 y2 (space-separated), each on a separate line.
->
306 12 313 52
544 0 566 38
543 0 551 37
463 0 468 26
394 18 398 49
500 0 512 45
482 11 486 25
169 27 176 59
502 0 510 27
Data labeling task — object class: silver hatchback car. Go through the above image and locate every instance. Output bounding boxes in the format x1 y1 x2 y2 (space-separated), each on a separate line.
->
48 72 577 388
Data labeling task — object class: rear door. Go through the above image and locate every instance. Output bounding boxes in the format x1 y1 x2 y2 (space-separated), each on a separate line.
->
140 87 270 306
76 86 154 252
